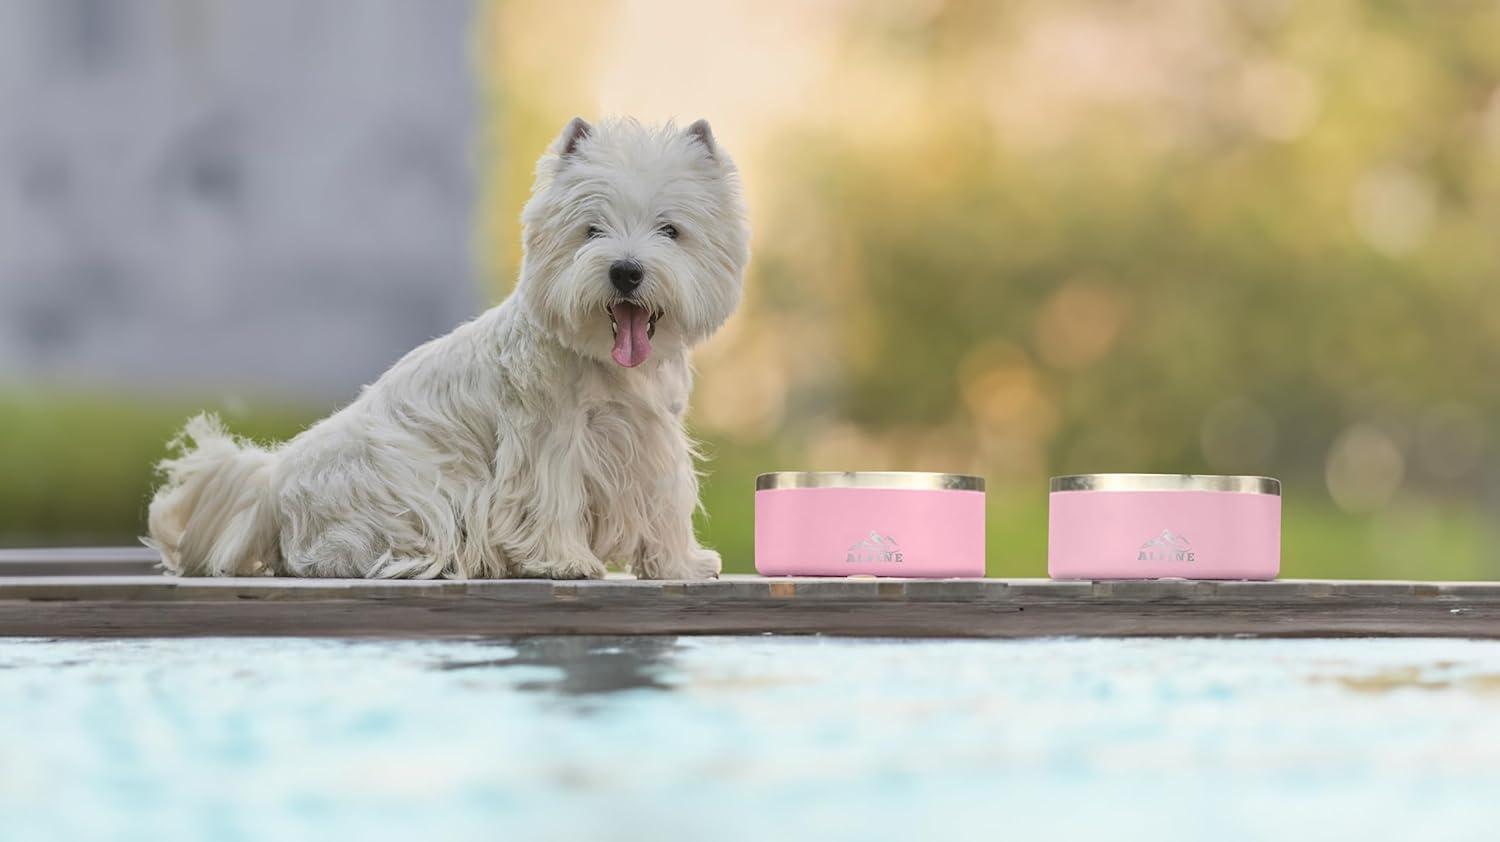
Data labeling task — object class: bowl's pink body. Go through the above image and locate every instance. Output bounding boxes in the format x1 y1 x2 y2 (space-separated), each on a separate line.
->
1048 489 1280 580
755 487 986 578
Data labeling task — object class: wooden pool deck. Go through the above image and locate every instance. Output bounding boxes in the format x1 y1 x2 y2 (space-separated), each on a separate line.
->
2 548 1499 639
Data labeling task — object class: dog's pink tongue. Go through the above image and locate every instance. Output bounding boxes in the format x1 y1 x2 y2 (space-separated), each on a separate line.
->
610 301 651 367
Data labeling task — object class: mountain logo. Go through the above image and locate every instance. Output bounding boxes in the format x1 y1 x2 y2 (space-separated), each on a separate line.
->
847 531 904 564
1138 529 1195 563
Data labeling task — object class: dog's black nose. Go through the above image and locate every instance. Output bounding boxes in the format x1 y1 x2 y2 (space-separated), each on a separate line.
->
609 260 644 294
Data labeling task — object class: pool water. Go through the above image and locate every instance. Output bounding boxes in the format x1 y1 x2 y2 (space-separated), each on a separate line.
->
3 636 1499 841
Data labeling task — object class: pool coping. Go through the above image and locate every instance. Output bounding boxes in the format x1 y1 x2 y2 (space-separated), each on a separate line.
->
2 550 1499 638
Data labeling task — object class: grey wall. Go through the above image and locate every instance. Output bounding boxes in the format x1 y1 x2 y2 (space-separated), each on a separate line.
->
0 0 478 399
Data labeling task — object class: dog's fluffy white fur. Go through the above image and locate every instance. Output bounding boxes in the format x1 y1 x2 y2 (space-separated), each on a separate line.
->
145 117 749 579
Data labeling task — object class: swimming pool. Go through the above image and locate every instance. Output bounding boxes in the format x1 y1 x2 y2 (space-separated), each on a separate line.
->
4 636 1498 841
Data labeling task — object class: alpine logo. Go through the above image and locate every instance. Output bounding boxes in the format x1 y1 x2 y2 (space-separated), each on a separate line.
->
1138 529 1195 563
847 531 904 564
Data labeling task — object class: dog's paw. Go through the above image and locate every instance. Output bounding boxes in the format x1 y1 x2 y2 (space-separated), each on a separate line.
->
642 548 721 581
511 556 608 580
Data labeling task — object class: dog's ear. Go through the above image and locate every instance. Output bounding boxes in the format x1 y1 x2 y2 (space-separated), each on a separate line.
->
685 119 716 158
554 117 592 157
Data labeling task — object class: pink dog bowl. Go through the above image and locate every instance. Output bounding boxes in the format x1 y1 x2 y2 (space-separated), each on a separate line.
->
1047 473 1281 580
755 472 986 578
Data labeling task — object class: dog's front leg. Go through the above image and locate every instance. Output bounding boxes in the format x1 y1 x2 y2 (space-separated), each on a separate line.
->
499 446 609 581
631 447 721 581
507 496 609 581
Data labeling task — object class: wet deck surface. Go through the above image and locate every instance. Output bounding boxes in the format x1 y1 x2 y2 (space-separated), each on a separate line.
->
2 547 1499 638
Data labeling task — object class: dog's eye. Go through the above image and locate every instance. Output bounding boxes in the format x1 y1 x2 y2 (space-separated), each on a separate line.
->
586 225 604 240
658 223 679 240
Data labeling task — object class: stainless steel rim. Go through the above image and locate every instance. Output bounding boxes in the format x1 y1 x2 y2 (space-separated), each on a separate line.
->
756 471 985 492
1050 473 1280 495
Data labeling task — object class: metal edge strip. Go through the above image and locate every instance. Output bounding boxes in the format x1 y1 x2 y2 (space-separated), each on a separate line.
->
1049 473 1281 495
756 472 986 492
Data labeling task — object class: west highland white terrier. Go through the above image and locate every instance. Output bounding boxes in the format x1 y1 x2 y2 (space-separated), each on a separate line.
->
145 117 750 579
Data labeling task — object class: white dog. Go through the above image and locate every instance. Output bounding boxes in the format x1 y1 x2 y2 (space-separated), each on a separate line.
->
145 117 750 580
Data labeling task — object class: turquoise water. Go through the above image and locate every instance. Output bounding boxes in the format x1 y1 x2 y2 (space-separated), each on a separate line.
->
3 636 1499 841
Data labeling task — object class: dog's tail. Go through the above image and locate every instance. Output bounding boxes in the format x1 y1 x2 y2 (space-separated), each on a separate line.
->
144 413 282 577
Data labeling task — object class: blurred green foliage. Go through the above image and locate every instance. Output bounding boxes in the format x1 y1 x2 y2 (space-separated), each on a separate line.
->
0 394 316 547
